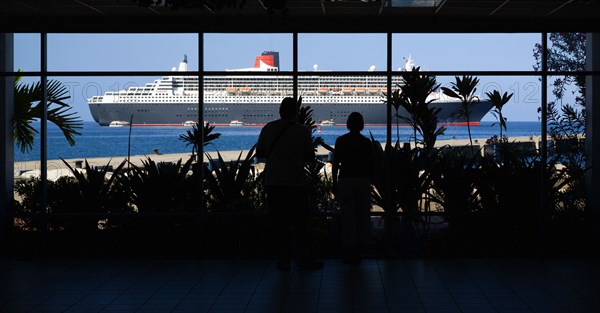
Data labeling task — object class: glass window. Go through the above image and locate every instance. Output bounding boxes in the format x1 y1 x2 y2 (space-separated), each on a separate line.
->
389 75 541 144
14 33 40 72
299 33 386 72
203 34 292 71
48 34 199 72
544 33 586 74
393 33 539 71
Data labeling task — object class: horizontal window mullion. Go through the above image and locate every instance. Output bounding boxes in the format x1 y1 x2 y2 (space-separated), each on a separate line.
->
4 71 600 77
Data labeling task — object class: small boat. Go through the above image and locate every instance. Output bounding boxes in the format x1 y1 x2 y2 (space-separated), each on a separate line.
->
342 87 354 94
183 120 197 127
317 126 323 133
239 87 252 94
368 87 380 94
226 87 237 93
355 88 366 94
318 87 329 94
320 119 336 127
229 120 245 127
109 120 130 127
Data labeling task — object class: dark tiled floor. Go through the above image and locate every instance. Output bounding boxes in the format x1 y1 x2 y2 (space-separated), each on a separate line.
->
1 258 598 313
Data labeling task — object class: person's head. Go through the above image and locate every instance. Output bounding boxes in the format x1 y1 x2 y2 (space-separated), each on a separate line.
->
279 97 298 120
346 112 364 132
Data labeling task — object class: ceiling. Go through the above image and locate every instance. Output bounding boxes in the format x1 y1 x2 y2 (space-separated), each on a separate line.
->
1 0 600 33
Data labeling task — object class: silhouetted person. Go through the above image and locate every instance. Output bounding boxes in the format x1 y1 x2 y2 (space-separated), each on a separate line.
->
256 97 322 270
331 112 373 265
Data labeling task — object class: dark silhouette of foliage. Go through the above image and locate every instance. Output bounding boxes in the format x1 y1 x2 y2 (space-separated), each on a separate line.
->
486 90 513 139
61 158 130 215
179 122 222 158
296 96 336 214
441 75 480 153
204 145 257 211
391 66 445 151
534 33 586 105
121 157 194 212
533 32 587 221
13 78 82 153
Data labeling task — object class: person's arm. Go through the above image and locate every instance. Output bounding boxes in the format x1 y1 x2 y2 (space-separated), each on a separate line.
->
331 138 340 195
365 138 374 180
303 127 315 162
255 126 267 163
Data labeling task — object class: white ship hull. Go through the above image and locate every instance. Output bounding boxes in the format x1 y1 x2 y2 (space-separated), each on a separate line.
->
87 52 493 127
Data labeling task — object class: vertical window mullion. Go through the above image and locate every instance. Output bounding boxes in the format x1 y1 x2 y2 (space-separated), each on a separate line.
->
40 33 48 216
385 32 393 222
293 33 298 101
540 32 549 236
198 32 204 209
386 32 392 149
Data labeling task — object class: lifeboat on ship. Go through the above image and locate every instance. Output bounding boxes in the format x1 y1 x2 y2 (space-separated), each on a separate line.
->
318 87 329 94
239 87 252 94
342 87 354 94
368 88 380 94
320 119 336 127
355 88 366 94
229 120 245 127
226 87 237 94
109 121 130 127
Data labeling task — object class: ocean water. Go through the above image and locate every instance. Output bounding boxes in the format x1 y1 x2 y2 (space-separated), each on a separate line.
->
15 121 542 162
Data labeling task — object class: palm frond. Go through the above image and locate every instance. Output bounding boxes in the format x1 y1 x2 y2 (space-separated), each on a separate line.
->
13 79 83 152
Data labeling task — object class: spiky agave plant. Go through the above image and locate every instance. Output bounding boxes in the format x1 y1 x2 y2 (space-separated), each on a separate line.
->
122 157 194 213
204 145 257 212
61 158 129 214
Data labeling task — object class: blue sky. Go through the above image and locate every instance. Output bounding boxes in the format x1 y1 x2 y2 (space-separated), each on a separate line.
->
14 33 544 122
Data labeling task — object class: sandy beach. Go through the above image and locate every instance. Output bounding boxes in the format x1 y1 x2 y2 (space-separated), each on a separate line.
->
13 136 542 178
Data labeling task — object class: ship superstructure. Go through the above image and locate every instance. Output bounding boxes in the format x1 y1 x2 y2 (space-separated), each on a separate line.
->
88 52 493 126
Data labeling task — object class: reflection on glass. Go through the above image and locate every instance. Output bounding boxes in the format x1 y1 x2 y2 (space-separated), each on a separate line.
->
390 0 442 7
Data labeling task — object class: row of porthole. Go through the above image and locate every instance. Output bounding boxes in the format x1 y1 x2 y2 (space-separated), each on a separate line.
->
243 114 274 118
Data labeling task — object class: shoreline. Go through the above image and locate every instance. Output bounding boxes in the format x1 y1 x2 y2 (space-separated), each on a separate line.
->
13 136 545 177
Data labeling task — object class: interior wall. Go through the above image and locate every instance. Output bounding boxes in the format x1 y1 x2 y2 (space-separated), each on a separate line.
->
0 33 15 241
586 32 600 236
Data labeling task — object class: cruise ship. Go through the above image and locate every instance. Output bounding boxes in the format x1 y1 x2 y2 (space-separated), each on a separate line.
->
88 51 493 127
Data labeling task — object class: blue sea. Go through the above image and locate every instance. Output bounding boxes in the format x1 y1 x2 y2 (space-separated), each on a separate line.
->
15 121 542 162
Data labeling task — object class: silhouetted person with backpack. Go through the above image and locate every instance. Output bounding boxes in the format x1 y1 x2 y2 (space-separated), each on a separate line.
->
256 97 323 270
331 112 373 265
